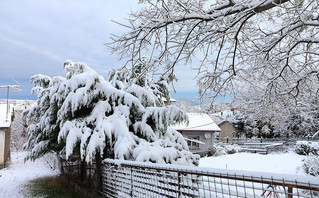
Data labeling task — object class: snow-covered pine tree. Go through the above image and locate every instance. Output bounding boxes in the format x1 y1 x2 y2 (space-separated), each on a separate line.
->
23 59 198 166
278 98 319 138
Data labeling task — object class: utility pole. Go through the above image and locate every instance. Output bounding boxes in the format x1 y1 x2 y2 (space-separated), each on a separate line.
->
0 85 19 121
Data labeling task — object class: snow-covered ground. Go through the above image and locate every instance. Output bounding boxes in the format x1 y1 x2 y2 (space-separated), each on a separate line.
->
0 151 60 198
199 151 306 176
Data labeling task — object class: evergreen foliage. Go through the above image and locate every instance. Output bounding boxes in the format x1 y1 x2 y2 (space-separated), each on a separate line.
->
23 59 198 166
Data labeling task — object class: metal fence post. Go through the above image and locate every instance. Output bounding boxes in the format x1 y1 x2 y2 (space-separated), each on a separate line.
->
288 186 293 198
178 172 181 197
130 167 133 197
60 157 64 174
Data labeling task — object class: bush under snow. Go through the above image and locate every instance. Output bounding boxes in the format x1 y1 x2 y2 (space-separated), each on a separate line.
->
295 141 319 177
208 143 242 156
302 154 319 177
294 141 319 156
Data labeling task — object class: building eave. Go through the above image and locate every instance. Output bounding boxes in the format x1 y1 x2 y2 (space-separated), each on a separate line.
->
177 130 221 133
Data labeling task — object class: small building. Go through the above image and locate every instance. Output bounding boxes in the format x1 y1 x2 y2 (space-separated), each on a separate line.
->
210 115 236 138
172 113 221 156
161 97 176 106
0 104 13 169
218 120 236 138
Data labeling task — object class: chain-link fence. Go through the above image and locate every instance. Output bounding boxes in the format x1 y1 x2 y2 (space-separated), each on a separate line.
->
103 159 319 198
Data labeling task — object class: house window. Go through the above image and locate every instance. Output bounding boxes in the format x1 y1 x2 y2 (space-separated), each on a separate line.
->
188 136 200 148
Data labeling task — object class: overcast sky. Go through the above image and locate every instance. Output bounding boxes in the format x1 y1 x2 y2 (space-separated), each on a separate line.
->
0 0 199 101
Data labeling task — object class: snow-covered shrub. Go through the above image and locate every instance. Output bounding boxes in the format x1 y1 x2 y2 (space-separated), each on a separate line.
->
295 141 312 155
302 154 319 177
209 143 226 156
295 141 319 155
208 143 241 156
224 144 242 154
312 142 319 155
295 141 319 177
23 59 199 166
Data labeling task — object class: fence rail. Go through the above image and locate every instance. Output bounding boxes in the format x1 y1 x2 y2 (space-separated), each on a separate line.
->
103 159 319 198
217 137 319 145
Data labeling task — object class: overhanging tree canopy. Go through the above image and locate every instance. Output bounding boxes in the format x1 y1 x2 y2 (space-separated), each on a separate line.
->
109 0 319 106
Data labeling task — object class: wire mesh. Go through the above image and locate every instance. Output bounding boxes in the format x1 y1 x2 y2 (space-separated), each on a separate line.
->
102 159 319 198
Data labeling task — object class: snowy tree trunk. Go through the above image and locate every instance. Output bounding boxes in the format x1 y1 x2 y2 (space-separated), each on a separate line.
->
80 160 87 182
96 151 102 193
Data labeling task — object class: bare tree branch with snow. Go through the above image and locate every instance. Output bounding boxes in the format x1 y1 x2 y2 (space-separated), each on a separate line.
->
109 0 319 108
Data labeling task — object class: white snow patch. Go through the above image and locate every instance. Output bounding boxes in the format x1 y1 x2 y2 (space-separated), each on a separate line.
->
0 151 60 198
0 103 13 127
199 151 307 176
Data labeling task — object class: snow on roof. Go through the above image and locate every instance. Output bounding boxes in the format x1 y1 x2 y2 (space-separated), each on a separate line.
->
0 99 36 111
209 115 224 125
0 104 12 128
172 113 221 132
161 97 176 102
211 110 234 119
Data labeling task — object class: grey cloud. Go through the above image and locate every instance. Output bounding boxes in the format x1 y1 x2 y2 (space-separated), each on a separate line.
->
0 0 198 99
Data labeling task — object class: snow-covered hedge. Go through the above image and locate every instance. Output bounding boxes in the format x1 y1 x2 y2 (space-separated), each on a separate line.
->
302 154 319 177
295 141 319 177
225 144 242 154
294 141 319 155
208 143 242 156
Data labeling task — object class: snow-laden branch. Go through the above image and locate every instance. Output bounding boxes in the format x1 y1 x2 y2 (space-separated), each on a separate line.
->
109 0 319 110
23 60 199 166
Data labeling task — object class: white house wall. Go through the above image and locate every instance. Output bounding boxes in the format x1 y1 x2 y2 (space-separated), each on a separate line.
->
0 129 5 167
0 127 10 169
181 131 217 155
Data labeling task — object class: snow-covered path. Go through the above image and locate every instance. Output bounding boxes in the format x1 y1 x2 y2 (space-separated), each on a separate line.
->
0 151 60 198
199 151 306 175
